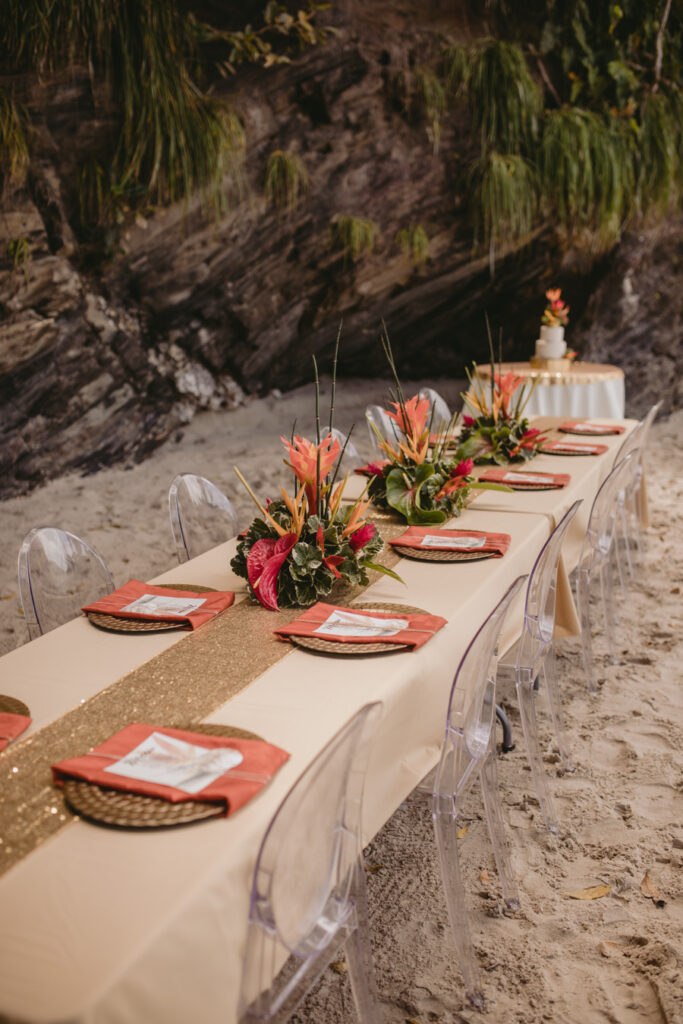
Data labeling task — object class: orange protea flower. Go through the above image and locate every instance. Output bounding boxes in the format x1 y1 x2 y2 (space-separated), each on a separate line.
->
281 433 340 514
545 288 561 303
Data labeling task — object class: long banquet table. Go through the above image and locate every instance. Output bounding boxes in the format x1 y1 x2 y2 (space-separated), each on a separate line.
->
0 417 637 1024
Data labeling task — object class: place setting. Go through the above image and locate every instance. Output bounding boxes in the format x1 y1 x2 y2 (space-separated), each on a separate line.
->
81 580 235 634
0 695 31 753
52 722 290 829
540 440 609 456
274 601 447 656
388 526 511 562
476 467 570 490
558 420 627 436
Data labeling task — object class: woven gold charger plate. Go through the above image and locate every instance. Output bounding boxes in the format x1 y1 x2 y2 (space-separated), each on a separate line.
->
85 583 217 634
541 447 600 457
62 723 263 828
289 602 429 656
391 545 498 563
559 426 622 436
0 695 30 716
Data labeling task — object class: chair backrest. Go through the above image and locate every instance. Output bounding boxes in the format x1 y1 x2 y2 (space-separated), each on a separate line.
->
17 527 114 640
617 401 661 483
434 576 526 808
419 387 452 433
516 500 582 674
616 419 645 463
330 428 362 472
239 702 382 1020
364 404 395 452
579 451 637 570
168 474 240 564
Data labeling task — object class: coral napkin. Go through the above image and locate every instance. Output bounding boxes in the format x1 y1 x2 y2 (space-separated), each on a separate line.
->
389 526 511 557
275 601 447 649
52 723 289 815
559 420 626 435
478 468 570 489
0 713 31 752
82 580 235 630
354 461 389 477
541 441 608 456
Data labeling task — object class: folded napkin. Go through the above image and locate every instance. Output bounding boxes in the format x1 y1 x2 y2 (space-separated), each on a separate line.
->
559 420 626 435
275 601 447 649
52 723 289 815
389 526 511 557
542 440 608 456
82 580 235 630
479 468 570 489
0 712 31 752
354 461 389 477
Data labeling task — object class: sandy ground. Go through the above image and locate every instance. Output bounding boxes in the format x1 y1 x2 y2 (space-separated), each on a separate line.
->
0 380 681 1024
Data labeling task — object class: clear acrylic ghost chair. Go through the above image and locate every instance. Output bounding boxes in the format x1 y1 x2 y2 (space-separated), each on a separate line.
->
330 428 363 473
614 401 661 576
611 421 645 588
418 387 452 433
432 575 526 1010
513 500 582 834
239 702 383 1024
168 473 240 564
17 527 114 640
364 404 395 454
576 452 637 694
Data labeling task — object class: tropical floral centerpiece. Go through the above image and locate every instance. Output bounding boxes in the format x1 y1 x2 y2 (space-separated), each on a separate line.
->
366 330 507 524
231 346 399 610
458 320 547 465
542 288 570 328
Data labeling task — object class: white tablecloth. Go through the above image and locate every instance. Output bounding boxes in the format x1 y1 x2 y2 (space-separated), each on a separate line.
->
473 363 625 419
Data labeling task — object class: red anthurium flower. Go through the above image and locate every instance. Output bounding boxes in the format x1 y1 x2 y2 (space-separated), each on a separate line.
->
519 428 545 450
246 533 298 610
316 525 346 579
349 522 377 552
462 415 475 427
435 458 474 499
281 434 340 514
366 462 387 476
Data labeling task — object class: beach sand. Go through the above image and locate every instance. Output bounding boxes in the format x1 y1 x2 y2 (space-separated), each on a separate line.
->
0 381 680 1024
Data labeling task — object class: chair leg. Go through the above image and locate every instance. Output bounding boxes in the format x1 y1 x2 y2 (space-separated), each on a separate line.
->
515 677 560 835
345 865 382 1024
480 740 521 906
432 805 484 1009
599 559 618 664
495 704 515 752
542 645 574 772
577 569 598 695
618 503 635 582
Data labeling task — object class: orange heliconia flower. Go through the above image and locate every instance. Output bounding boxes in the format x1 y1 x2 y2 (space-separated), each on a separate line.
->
281 433 340 514
493 371 523 420
380 394 431 465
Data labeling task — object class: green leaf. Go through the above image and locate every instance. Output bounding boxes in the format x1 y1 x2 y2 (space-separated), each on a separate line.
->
360 561 405 584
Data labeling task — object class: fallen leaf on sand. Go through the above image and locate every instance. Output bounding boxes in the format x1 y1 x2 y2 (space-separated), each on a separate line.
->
0 592 15 601
330 961 347 974
563 884 611 900
364 863 382 873
457 825 469 839
480 869 491 884
640 872 666 906
598 941 623 957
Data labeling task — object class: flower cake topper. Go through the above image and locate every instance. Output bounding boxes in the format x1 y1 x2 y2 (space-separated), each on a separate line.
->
542 288 570 327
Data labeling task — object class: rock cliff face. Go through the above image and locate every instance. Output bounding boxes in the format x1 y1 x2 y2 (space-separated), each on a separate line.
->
0 1 680 498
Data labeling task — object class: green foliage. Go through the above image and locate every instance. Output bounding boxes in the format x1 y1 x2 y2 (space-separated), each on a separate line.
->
264 150 308 212
412 66 447 151
328 215 379 263
6 236 31 281
469 152 538 270
539 107 636 247
0 1 327 233
446 40 542 154
395 223 430 265
638 89 683 213
0 89 29 188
